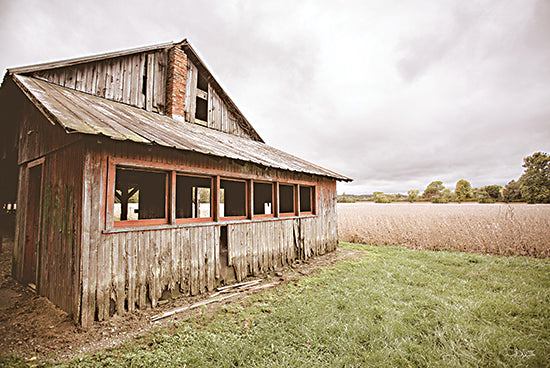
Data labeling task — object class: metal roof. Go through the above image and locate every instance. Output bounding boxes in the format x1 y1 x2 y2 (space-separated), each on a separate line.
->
7 42 175 74
13 74 351 181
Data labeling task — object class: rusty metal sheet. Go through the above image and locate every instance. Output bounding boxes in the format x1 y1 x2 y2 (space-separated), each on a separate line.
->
13 74 351 181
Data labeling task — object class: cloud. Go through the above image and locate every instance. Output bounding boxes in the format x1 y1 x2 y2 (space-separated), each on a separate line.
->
1 0 548 195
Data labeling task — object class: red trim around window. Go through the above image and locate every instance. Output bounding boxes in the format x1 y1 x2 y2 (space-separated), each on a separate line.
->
106 157 317 229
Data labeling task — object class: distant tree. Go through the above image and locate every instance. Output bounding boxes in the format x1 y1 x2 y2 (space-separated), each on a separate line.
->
199 188 211 203
441 188 455 203
423 181 445 200
338 192 356 203
474 188 493 203
519 152 550 204
482 185 503 201
455 179 473 202
373 191 391 203
502 180 522 202
407 189 420 202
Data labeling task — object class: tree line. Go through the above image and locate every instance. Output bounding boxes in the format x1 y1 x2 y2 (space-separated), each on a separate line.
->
338 151 550 204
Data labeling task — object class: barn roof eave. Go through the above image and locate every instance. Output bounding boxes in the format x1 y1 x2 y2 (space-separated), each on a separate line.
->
10 74 352 182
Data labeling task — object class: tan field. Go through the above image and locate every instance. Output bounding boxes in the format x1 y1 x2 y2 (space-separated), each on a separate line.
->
337 202 550 257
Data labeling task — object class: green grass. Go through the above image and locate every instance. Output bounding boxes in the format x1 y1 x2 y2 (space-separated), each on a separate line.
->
5 243 550 367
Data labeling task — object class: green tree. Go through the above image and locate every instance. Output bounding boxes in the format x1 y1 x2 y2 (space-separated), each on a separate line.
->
519 152 550 203
407 189 420 202
473 188 493 203
423 181 444 200
338 192 356 203
441 188 455 203
455 179 472 202
502 180 522 202
373 191 391 203
482 185 503 202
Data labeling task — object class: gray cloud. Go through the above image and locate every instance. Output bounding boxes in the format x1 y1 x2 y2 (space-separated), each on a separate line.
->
1 0 549 195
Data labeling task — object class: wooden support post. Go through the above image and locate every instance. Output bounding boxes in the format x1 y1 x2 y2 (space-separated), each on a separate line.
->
247 179 253 220
170 171 176 224
213 176 220 222
294 184 300 216
194 186 200 218
273 182 279 218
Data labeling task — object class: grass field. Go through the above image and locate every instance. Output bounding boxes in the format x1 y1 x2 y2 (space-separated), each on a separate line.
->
338 203 550 257
5 243 548 367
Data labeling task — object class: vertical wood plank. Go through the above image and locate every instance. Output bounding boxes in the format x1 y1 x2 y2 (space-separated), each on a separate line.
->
146 53 154 111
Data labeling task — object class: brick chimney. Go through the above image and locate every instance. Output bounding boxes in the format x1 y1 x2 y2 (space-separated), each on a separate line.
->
166 46 187 122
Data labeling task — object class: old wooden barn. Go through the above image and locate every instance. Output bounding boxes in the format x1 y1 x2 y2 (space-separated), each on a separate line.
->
0 40 351 325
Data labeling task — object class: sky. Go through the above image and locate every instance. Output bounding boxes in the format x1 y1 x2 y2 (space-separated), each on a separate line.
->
1 0 549 194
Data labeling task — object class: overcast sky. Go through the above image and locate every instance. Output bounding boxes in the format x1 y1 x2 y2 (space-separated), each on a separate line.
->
1 0 549 194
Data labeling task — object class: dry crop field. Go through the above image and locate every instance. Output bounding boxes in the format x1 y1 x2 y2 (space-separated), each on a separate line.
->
338 202 550 257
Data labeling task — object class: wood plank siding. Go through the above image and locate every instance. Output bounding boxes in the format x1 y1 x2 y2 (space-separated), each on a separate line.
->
24 46 258 141
31 50 169 115
12 104 84 318
79 140 337 324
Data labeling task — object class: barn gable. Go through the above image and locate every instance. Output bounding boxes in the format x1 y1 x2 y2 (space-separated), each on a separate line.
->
8 40 263 141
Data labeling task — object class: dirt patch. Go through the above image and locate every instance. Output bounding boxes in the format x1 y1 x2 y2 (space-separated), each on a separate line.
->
0 237 364 362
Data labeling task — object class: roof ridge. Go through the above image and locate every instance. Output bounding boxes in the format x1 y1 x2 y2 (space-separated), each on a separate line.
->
7 41 178 74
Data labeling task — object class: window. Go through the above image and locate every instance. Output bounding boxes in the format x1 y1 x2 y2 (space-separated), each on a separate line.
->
220 179 247 218
195 72 208 123
176 174 212 221
253 182 273 216
300 185 314 214
114 168 166 222
109 160 317 229
195 97 208 122
279 184 295 215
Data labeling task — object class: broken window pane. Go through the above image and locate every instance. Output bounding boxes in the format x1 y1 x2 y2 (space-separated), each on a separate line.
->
300 185 313 213
220 179 246 217
197 72 208 92
176 175 212 219
279 184 294 214
195 97 208 122
114 168 166 221
253 182 273 215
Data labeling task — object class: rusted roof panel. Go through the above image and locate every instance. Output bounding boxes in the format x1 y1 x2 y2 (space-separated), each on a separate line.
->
13 75 351 181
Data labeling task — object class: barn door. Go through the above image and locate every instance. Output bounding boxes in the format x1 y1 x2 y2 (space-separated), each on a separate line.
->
23 163 43 285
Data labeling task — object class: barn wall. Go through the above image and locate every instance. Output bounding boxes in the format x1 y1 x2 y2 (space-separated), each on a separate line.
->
12 99 84 319
13 144 83 318
30 49 169 115
183 60 251 139
16 90 81 165
79 141 337 325
207 85 251 139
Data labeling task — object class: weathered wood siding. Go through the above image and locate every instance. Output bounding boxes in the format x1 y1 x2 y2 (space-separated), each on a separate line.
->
208 86 250 138
16 96 81 165
30 50 168 114
12 99 84 319
79 141 337 325
184 60 251 139
13 145 83 318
